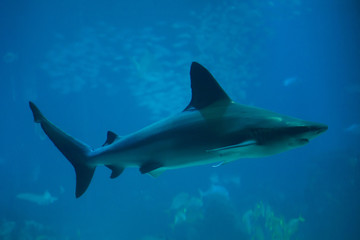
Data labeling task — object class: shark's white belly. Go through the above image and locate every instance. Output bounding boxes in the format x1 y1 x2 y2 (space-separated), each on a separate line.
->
92 139 278 171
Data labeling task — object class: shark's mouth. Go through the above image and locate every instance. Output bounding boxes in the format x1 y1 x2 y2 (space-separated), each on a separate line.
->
290 138 309 147
299 138 309 144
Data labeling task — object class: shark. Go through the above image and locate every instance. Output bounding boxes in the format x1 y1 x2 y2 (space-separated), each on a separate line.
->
29 62 327 198
16 191 57 205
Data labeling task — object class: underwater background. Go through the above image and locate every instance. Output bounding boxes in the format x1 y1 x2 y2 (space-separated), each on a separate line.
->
1 0 359 239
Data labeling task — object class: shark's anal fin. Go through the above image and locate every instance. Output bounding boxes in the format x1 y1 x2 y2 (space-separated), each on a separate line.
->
140 161 163 175
207 140 257 153
105 165 124 179
103 131 120 146
184 62 231 111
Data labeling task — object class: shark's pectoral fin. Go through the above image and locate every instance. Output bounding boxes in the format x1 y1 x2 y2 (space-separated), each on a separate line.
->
105 165 125 179
212 161 225 167
140 161 163 175
103 131 121 146
207 140 257 153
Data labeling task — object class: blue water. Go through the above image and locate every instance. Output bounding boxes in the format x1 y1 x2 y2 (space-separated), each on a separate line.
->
1 0 359 239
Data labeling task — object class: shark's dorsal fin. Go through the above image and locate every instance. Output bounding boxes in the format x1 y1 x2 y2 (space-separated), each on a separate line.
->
184 62 231 111
102 131 120 146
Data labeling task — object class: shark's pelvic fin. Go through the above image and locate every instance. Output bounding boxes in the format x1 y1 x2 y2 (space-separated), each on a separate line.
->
29 102 95 198
148 168 166 178
184 62 231 111
139 161 163 174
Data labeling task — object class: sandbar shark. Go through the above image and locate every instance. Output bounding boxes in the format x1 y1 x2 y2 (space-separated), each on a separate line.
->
29 62 327 198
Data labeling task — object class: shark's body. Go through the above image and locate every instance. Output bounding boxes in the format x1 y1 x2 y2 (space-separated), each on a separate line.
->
29 62 327 198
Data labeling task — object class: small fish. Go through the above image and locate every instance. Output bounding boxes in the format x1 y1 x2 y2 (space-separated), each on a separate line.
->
16 191 57 205
200 184 230 200
345 123 360 134
283 76 298 87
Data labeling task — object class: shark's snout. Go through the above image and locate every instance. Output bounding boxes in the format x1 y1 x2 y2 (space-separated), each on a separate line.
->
298 123 328 143
310 123 328 135
286 123 327 148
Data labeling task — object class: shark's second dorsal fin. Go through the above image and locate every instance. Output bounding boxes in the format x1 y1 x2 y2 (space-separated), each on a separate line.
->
102 131 120 146
184 62 231 111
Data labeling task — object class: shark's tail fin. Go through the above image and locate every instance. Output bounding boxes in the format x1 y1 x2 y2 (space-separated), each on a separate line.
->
29 101 95 198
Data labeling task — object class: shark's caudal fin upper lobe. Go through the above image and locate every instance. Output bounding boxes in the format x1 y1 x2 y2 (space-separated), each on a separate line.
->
29 102 94 198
